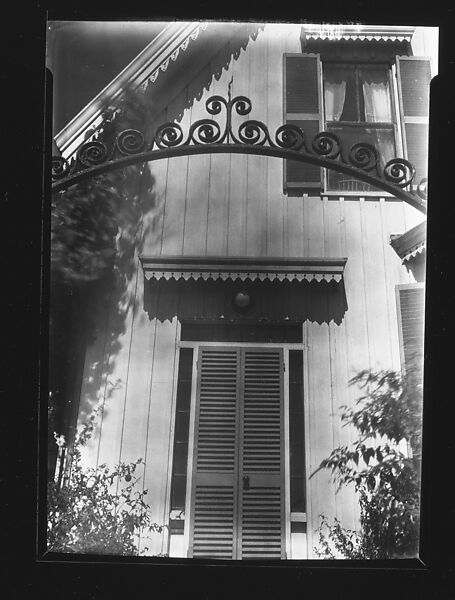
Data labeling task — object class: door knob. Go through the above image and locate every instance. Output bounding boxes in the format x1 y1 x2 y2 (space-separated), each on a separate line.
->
243 475 250 490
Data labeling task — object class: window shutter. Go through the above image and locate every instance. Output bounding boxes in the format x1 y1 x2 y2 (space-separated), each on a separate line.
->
396 57 431 187
284 53 322 193
188 348 240 559
396 283 425 383
188 347 285 559
239 349 285 559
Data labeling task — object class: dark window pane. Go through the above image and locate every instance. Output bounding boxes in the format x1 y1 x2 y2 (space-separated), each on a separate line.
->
289 383 303 415
169 519 185 534
289 350 303 383
291 521 307 533
176 381 192 411
174 411 190 443
173 441 189 475
290 477 306 512
171 475 187 510
291 444 305 477
290 416 305 442
289 349 306 513
327 125 395 192
178 348 194 381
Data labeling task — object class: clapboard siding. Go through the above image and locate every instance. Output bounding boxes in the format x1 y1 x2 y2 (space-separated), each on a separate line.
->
74 24 424 558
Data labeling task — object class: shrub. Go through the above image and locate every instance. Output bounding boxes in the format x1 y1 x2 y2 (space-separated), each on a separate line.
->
313 367 422 559
47 411 163 556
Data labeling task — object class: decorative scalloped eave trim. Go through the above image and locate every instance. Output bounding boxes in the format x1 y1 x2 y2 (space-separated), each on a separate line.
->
141 22 208 88
143 271 343 283
402 242 426 263
305 33 412 42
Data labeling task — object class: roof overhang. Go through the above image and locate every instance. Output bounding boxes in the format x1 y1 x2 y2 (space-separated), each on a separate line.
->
140 256 347 283
54 21 261 161
55 22 207 158
390 221 426 263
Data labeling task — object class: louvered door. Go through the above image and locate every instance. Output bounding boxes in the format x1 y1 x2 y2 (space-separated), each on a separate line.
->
188 347 285 560
238 349 285 559
189 348 240 559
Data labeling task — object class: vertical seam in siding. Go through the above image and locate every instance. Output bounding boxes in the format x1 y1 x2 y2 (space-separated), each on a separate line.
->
359 198 373 373
95 280 121 470
339 196 357 525
116 232 143 494
159 112 171 255
181 86 191 255
327 288 338 521
379 198 395 368
139 286 160 553
89 284 113 470
160 319 180 554
205 152 213 256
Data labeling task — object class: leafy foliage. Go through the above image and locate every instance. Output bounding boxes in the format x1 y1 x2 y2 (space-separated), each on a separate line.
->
47 410 163 556
51 88 155 284
313 367 423 559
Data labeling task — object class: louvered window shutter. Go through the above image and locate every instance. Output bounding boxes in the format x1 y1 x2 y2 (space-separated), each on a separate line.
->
396 283 425 383
284 53 322 193
239 349 285 559
188 347 285 559
189 348 241 559
396 57 431 187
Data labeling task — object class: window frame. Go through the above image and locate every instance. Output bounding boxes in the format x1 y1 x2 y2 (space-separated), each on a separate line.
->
321 58 403 197
166 331 311 559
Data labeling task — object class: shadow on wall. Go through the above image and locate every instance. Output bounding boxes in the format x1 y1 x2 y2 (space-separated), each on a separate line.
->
72 164 163 429
61 22 263 430
143 278 348 325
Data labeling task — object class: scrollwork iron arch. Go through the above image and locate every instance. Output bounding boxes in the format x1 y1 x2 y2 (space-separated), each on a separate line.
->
51 94 428 214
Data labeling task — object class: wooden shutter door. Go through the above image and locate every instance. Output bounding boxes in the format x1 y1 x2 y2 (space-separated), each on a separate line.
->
396 57 431 186
396 283 425 383
188 346 285 559
188 348 241 559
239 348 285 559
283 53 322 193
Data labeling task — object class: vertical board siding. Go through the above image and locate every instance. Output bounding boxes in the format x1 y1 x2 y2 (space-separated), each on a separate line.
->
227 37 249 256
266 27 286 257
182 64 213 256
361 200 394 371
246 29 268 257
381 200 409 372
77 284 113 470
159 99 189 256
206 45 232 256
72 24 424 558
324 198 357 530
93 266 138 470
116 267 158 510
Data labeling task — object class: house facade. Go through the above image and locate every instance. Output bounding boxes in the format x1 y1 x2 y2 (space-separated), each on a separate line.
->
51 22 435 559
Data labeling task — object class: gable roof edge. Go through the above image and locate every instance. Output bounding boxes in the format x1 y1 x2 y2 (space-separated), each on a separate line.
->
55 21 207 159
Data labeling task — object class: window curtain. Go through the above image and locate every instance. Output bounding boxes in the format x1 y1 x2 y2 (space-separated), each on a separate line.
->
360 65 392 122
323 65 351 121
324 79 346 121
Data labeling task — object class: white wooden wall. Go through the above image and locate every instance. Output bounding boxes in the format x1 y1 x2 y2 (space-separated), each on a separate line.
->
75 24 426 557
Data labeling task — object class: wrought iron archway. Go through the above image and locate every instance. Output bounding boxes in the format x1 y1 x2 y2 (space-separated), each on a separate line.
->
52 94 428 214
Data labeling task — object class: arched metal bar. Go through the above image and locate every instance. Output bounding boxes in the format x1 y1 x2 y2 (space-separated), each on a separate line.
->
51 94 428 214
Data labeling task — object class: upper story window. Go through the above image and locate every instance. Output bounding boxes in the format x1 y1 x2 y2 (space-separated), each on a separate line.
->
283 26 431 197
323 62 396 192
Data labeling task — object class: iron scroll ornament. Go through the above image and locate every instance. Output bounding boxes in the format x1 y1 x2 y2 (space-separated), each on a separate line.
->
52 95 428 214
